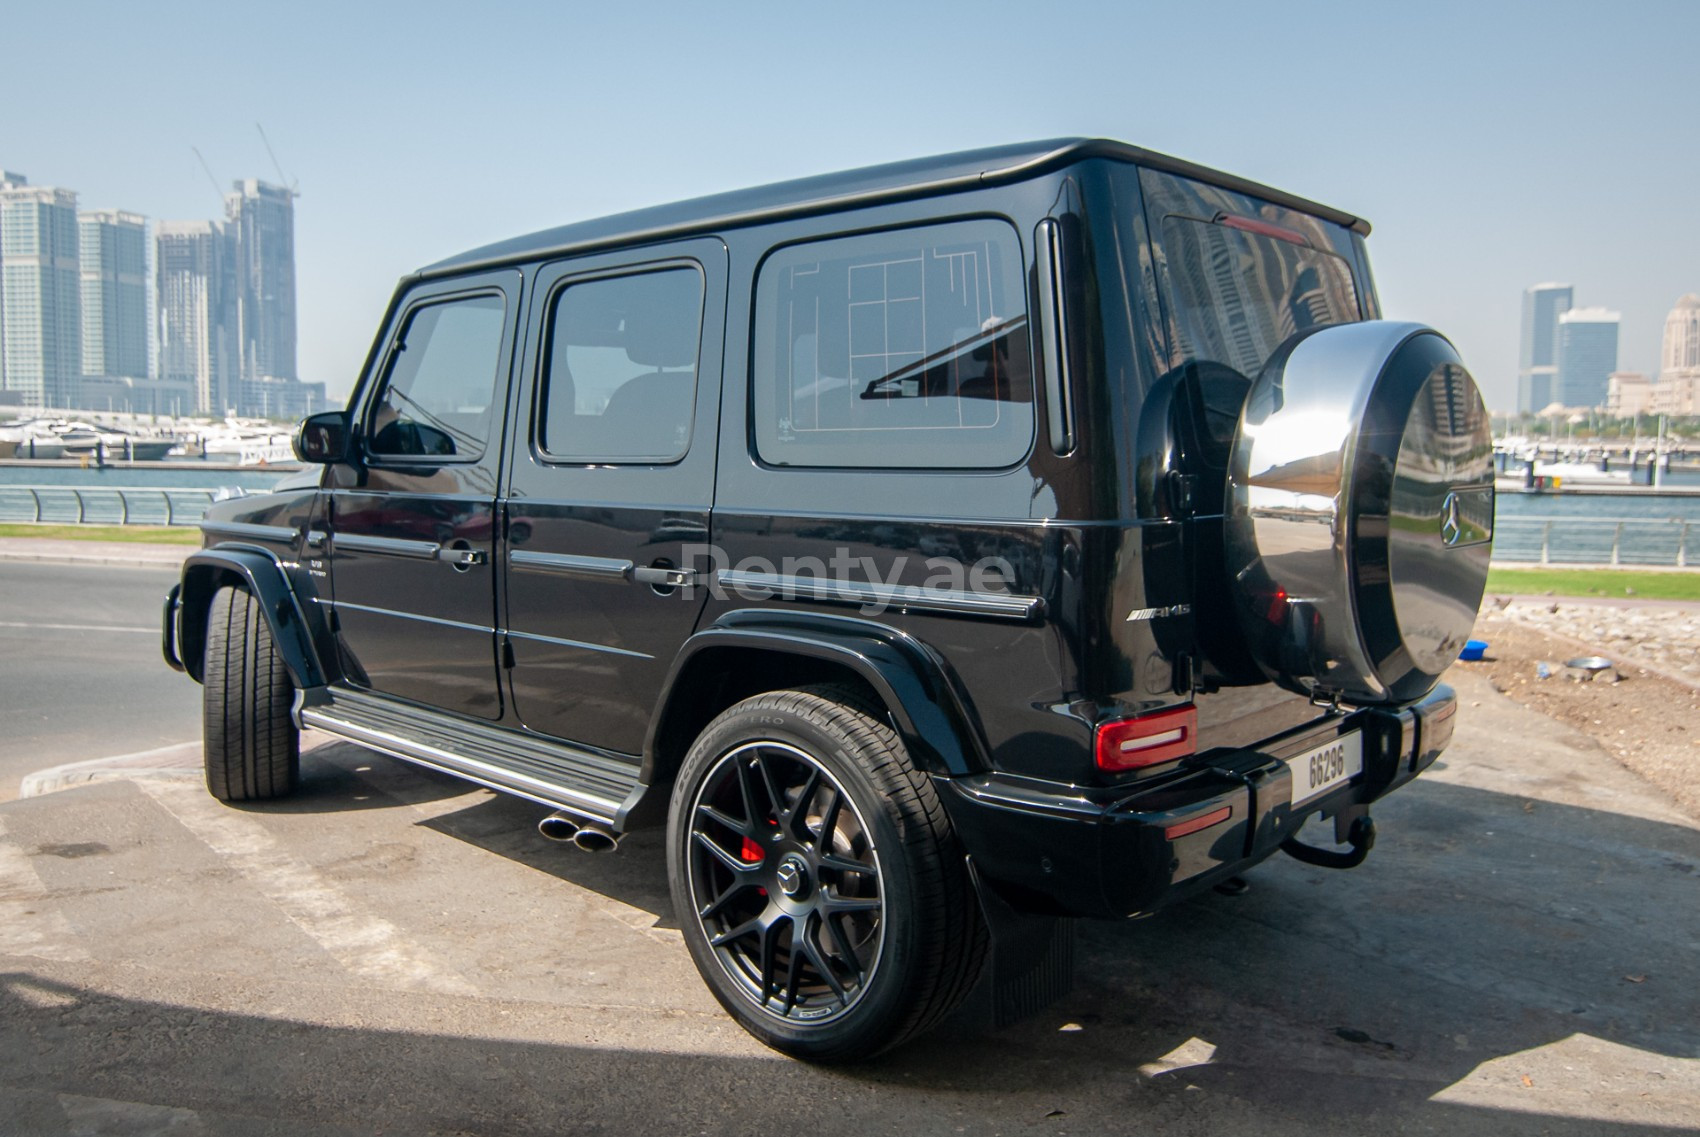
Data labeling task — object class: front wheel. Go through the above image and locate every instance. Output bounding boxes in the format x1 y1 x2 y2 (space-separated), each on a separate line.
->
202 585 299 801
667 685 986 1062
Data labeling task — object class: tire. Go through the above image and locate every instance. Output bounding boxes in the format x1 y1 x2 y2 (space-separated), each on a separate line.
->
202 585 299 801
666 685 986 1062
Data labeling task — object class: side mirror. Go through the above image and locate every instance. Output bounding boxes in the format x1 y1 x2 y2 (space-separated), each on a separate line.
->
293 411 352 464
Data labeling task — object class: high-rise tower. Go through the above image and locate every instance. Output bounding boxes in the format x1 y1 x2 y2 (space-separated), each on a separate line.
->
156 220 236 414
225 180 296 389
1518 282 1573 413
1555 307 1619 409
79 209 149 379
0 182 81 408
1664 294 1700 375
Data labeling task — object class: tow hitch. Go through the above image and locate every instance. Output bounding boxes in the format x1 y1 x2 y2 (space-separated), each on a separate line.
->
1281 807 1376 870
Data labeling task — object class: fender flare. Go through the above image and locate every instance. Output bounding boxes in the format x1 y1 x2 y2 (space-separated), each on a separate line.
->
640 608 988 791
174 545 330 692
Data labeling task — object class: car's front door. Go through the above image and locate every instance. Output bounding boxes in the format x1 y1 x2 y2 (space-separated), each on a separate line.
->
324 269 521 719
501 240 725 755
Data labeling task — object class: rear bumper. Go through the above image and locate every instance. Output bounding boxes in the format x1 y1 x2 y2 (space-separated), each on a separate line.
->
943 685 1457 919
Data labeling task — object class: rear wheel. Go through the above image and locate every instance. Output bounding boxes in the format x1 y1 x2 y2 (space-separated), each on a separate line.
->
667 685 986 1061
202 585 299 801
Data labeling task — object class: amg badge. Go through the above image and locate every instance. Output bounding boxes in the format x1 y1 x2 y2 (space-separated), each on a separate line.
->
1125 603 1193 622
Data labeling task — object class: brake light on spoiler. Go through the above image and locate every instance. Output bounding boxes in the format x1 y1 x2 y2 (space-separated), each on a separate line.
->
1096 705 1198 772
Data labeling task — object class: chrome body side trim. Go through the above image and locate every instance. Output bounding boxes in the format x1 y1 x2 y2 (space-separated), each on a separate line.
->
507 629 653 660
509 549 634 579
198 519 298 543
329 599 494 635
331 533 442 560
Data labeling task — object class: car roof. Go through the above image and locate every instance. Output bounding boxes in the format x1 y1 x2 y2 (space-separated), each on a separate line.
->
420 137 1369 278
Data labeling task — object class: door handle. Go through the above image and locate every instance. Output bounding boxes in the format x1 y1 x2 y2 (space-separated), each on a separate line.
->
630 565 694 587
436 546 488 567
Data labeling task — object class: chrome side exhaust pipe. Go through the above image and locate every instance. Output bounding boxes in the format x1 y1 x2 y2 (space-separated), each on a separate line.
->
538 810 620 853
571 823 618 853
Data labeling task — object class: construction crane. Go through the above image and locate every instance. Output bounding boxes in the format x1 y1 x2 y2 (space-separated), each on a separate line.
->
255 123 300 198
191 147 224 205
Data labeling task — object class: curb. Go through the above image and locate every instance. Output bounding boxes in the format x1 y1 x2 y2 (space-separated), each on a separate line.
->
20 743 203 799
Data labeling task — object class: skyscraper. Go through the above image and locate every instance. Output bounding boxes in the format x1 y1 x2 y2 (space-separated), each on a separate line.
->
159 178 307 417
0 182 81 408
225 179 296 388
1664 294 1700 375
156 220 235 414
79 209 149 379
1658 294 1700 416
0 169 24 391
1518 282 1573 413
1555 307 1619 409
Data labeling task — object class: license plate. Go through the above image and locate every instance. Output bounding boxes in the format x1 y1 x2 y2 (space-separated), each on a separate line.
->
1289 732 1363 806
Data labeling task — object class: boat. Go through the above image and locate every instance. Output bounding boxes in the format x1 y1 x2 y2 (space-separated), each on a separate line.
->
0 419 68 459
196 419 297 466
0 417 182 461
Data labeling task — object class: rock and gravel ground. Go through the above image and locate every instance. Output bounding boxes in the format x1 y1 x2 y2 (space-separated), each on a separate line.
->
1462 595 1700 820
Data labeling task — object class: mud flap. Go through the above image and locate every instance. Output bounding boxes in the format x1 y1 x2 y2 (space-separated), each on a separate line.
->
949 858 1078 1031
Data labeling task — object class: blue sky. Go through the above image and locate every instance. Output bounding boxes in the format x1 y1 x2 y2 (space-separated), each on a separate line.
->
6 0 1695 411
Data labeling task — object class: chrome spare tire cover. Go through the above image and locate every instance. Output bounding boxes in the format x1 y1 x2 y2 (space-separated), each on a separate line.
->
1225 321 1494 705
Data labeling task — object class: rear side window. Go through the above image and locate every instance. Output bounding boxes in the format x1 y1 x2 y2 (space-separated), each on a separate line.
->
367 293 507 460
1158 215 1360 381
539 266 703 463
752 219 1033 468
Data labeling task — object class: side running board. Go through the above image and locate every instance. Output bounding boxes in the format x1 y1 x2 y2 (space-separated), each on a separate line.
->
300 688 643 828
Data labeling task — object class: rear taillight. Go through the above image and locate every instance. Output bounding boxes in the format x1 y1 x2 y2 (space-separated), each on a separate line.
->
1096 705 1197 772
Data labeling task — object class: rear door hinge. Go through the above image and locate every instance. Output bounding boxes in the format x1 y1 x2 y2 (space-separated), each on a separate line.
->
501 637 516 670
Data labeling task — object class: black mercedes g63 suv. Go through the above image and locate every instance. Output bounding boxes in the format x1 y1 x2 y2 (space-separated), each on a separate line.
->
163 139 1493 1061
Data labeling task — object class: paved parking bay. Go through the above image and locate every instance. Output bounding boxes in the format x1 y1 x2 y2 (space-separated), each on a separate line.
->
0 557 199 801
1 669 1697 1136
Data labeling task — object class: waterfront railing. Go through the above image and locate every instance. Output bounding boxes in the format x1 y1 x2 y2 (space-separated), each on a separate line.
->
0 484 219 527
1489 516 1693 567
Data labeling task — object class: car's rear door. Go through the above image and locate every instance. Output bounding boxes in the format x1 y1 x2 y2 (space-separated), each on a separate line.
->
500 239 726 755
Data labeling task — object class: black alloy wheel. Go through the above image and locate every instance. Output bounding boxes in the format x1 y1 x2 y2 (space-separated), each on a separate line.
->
685 737 886 1024
668 686 986 1061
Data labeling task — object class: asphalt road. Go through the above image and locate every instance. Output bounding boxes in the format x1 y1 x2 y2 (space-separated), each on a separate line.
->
1 667 1696 1135
0 560 198 800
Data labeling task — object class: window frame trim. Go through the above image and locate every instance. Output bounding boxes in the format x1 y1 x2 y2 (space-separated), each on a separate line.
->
361 286 512 467
746 214 1038 474
530 256 708 468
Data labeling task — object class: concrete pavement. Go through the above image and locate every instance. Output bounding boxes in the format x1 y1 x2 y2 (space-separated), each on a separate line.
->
1 670 1696 1135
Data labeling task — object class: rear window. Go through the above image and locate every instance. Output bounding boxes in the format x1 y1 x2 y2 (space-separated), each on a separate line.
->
751 219 1034 469
1158 214 1361 382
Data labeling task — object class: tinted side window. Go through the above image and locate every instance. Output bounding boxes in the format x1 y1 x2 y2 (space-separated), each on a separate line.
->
540 267 703 463
368 293 506 460
753 220 1033 469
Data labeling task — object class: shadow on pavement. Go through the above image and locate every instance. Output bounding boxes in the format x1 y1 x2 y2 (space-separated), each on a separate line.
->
123 736 1700 1134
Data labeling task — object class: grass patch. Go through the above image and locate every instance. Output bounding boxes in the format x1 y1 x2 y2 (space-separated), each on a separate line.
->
1486 567 1700 601
0 523 201 544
